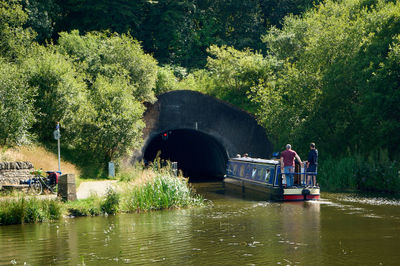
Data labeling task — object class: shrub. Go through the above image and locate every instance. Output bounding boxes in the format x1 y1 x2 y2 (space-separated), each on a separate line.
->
100 188 119 215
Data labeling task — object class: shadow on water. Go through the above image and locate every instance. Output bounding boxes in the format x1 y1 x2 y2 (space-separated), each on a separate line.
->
192 181 277 203
3 181 400 265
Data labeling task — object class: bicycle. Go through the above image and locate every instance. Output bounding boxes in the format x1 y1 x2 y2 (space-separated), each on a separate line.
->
26 169 60 195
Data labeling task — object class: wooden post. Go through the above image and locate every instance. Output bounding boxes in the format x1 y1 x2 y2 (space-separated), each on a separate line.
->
58 174 76 201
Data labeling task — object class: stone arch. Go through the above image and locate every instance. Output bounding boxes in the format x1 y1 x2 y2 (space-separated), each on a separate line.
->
134 90 272 180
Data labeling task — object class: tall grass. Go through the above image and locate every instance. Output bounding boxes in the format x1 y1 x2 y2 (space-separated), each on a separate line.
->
318 155 400 193
1 165 205 225
118 162 204 212
0 198 62 225
120 174 204 212
1 145 81 176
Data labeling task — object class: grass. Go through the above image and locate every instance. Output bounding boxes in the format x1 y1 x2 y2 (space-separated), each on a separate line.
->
0 197 62 225
66 167 204 218
1 151 204 225
1 145 80 176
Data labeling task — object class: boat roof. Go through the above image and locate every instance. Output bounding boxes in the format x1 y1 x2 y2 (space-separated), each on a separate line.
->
229 157 279 165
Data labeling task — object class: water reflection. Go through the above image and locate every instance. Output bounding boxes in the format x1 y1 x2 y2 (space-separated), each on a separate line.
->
1 184 400 265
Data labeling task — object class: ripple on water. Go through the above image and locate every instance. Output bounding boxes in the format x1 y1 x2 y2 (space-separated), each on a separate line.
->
338 196 400 206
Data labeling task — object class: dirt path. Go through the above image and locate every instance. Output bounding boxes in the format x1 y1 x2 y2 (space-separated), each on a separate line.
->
76 180 118 200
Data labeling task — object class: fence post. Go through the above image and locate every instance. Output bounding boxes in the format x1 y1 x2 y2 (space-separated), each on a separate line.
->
58 174 77 201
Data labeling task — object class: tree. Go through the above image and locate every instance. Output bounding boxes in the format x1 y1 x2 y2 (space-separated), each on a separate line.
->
23 45 89 143
0 60 35 146
203 45 276 113
57 30 158 103
21 0 61 43
55 31 159 164
0 0 35 61
79 75 145 162
252 0 400 155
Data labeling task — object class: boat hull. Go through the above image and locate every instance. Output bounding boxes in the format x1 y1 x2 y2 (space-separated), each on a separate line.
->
224 177 320 201
283 187 320 201
224 177 282 200
224 157 320 201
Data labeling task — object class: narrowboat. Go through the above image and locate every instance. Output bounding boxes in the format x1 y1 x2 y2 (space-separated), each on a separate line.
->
224 157 320 201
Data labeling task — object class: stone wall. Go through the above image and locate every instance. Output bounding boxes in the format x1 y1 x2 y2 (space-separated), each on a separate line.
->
0 161 34 185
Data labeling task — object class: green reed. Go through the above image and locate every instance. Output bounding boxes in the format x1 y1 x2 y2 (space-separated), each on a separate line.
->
1 166 205 225
318 155 400 193
0 197 62 225
120 174 204 212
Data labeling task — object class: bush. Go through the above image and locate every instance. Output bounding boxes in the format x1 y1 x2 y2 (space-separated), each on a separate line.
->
121 172 204 212
100 188 119 215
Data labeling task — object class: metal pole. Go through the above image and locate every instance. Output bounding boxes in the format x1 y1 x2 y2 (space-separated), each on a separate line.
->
57 135 61 172
56 122 61 172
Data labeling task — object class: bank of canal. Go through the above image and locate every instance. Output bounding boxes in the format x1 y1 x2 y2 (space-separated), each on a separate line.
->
1 182 400 265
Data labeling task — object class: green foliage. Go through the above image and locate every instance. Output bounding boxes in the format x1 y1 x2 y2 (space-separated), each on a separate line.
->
0 0 35 61
65 196 102 217
54 0 316 68
251 0 400 156
121 174 203 212
319 155 400 193
23 45 89 142
21 0 61 43
57 30 157 103
100 188 119 215
200 45 278 113
0 198 62 225
0 60 35 146
78 75 145 163
53 31 159 166
154 65 179 95
318 157 359 191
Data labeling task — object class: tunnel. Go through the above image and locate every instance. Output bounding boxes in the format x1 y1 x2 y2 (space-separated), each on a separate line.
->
143 129 228 181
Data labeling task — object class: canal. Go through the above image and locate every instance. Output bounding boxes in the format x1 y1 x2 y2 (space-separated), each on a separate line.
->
1 182 400 265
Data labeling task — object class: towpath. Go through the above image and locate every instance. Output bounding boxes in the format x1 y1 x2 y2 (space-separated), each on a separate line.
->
76 180 118 199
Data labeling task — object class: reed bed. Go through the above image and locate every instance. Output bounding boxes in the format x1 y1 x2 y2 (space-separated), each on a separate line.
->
120 174 204 212
118 163 204 212
0 166 205 225
0 197 62 225
318 156 400 193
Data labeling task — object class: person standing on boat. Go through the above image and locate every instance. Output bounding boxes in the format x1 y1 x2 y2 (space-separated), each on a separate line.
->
306 143 318 187
280 144 303 188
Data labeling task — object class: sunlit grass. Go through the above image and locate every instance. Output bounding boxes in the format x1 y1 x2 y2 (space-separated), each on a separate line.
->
1 165 205 225
1 145 81 176
0 197 62 225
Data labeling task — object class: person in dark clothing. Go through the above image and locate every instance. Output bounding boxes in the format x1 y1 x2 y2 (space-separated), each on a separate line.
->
306 143 318 187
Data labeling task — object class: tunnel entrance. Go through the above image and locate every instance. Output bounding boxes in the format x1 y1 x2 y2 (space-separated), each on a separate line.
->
143 129 228 181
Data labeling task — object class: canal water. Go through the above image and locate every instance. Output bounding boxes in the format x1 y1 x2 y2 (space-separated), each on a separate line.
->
1 182 400 265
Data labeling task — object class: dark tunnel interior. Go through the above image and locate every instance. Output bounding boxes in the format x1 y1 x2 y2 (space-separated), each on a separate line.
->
143 129 228 181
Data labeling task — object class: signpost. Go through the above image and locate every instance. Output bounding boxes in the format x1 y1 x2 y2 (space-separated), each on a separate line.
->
53 122 61 172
